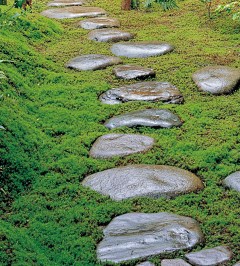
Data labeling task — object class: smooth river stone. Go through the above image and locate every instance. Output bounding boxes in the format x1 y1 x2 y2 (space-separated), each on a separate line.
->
185 246 233 266
99 81 183 105
113 65 156 80
223 171 240 193
110 41 175 58
89 134 156 159
81 165 204 200
97 212 204 263
234 262 240 266
64 54 122 71
87 29 134 43
40 6 108 19
161 259 191 266
46 0 88 7
192 66 240 95
104 109 182 130
138 262 155 266
76 17 120 29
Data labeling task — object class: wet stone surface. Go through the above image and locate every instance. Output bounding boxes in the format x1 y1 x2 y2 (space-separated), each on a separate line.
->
46 0 88 7
40 6 108 19
89 133 156 159
223 171 240 193
161 259 191 266
113 65 156 80
110 41 175 58
87 29 134 42
185 246 233 266
191 66 240 95
97 212 204 263
64 54 122 71
104 109 182 130
81 165 204 200
99 81 183 105
76 17 120 29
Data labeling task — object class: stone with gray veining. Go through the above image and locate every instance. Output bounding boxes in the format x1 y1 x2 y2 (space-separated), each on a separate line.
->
87 29 134 43
46 0 88 7
82 165 204 200
110 41 175 58
185 246 233 266
76 17 120 30
97 212 204 263
113 65 156 80
137 262 155 266
161 259 191 266
89 134 156 159
64 54 122 71
40 6 108 19
99 81 183 105
192 66 240 95
104 109 182 130
223 171 240 193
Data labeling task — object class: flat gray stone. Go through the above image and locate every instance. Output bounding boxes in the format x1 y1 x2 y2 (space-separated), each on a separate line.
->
110 41 175 58
82 165 204 200
223 171 240 193
113 65 156 80
99 81 183 105
76 17 120 29
185 246 233 266
87 29 134 43
64 54 122 71
40 6 108 19
46 0 88 7
104 109 182 130
89 133 156 159
97 212 204 263
192 66 240 95
161 259 191 266
137 262 155 266
233 262 240 266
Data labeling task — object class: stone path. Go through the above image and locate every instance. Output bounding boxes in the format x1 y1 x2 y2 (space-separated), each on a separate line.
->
41 0 240 264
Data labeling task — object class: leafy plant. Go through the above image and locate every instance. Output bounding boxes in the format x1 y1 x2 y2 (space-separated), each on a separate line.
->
142 0 179 10
215 1 240 20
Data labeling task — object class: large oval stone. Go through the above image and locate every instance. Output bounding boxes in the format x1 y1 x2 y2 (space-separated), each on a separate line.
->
40 6 108 19
99 81 183 105
97 212 204 263
64 54 122 71
89 134 156 159
185 246 233 266
87 29 134 43
161 259 191 266
81 165 204 200
46 0 88 7
76 17 120 30
113 65 156 80
223 171 240 193
104 109 182 130
191 66 240 95
110 41 175 58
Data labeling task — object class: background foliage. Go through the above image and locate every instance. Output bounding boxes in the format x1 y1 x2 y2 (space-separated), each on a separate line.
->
0 0 240 265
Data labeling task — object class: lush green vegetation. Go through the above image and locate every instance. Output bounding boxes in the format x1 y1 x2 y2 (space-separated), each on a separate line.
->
1 0 240 264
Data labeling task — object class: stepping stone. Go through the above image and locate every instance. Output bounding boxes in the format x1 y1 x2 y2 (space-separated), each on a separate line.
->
81 165 204 200
161 259 191 266
185 246 233 266
110 41 175 58
99 81 183 105
64 54 122 71
138 262 155 266
223 171 240 193
46 0 88 7
87 29 134 43
97 212 204 263
104 109 182 130
191 66 240 95
234 262 240 266
89 133 156 159
113 65 156 80
40 6 108 19
76 17 120 30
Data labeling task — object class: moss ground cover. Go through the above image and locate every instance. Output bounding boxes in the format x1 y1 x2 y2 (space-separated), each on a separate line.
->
0 0 240 264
